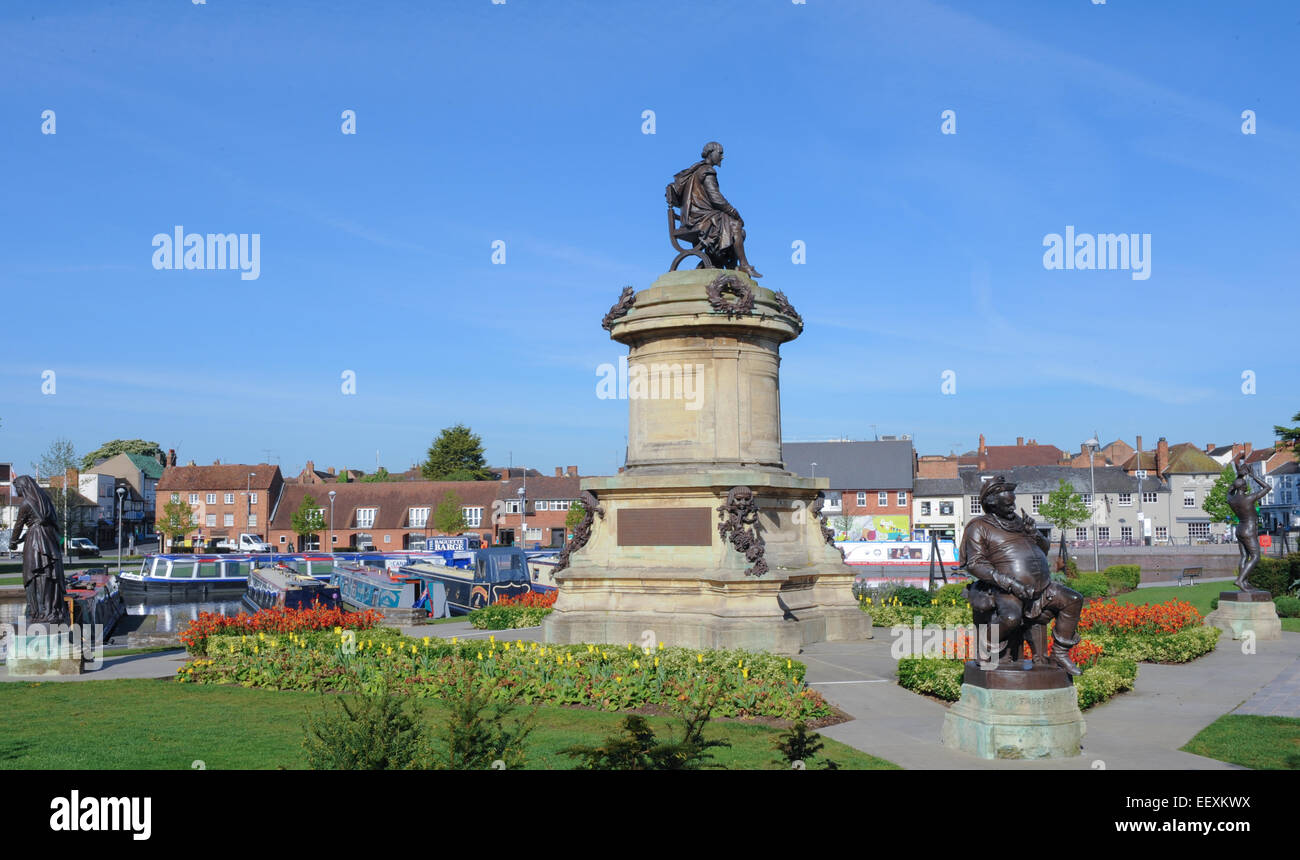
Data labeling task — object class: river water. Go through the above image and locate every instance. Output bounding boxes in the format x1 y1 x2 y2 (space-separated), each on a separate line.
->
0 594 245 634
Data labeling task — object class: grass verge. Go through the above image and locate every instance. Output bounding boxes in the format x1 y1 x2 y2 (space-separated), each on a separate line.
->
0 679 898 770
1181 714 1300 769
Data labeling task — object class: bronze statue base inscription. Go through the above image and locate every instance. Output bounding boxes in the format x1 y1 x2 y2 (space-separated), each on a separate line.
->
616 508 712 546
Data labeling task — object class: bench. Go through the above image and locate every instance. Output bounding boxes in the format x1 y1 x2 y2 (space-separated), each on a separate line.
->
1177 567 1202 586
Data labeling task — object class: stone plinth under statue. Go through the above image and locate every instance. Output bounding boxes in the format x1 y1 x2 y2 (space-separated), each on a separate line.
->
542 269 871 655
940 662 1086 759
1204 590 1281 640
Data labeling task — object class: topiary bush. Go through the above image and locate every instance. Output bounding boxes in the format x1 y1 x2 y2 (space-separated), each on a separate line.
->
896 656 965 701
1247 558 1291 597
892 586 933 607
1073 657 1137 710
1069 572 1111 598
1273 596 1300 618
1102 564 1141 593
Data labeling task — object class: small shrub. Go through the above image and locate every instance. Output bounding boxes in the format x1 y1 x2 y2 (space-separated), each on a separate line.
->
932 581 969 606
564 687 730 770
772 721 838 770
1069 572 1111 598
1210 597 1219 610
1089 626 1220 663
891 586 932 607
1102 564 1141 592
425 663 536 770
1248 558 1291 597
467 604 552 630
1273 596 1300 618
896 657 964 701
1074 657 1137 709
302 686 424 770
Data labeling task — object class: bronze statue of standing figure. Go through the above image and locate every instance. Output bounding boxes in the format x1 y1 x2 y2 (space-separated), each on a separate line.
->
1228 454 1272 592
666 142 762 279
8 475 69 624
961 476 1085 675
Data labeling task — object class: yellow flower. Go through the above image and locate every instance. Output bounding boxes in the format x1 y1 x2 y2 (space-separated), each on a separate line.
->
423 637 430 646
614 676 621 683
657 642 664 651
477 652 483 660
654 657 660 667
534 658 539 665
253 645 259 654
742 668 749 679
451 637 458 645
633 659 640 669
737 659 743 668
489 635 495 643
787 659 792 669
587 645 595 653
697 654 703 664
334 627 342 635
258 632 265 640
503 642 510 651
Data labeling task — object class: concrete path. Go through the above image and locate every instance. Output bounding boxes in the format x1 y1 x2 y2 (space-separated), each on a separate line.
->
806 630 1300 769
1233 654 1300 718
0 648 188 682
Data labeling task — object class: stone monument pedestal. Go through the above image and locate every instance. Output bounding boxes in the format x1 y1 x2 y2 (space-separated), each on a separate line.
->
940 662 1085 759
5 631 84 676
543 269 871 655
1204 591 1281 640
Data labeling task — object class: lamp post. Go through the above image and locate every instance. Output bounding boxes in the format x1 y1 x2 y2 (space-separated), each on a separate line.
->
517 486 525 549
246 471 256 539
328 490 336 553
1084 436 1100 573
811 462 817 478
115 485 126 574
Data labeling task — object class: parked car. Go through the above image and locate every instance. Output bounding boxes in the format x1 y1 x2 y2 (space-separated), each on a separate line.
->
67 537 101 558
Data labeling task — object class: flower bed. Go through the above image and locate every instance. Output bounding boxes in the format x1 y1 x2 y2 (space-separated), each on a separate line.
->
1079 598 1219 663
174 631 832 721
180 606 384 655
467 590 557 629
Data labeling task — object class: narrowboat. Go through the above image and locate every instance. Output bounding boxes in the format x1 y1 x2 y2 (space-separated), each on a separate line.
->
398 546 533 615
330 562 429 624
242 565 343 613
65 568 127 637
119 553 337 598
526 552 561 592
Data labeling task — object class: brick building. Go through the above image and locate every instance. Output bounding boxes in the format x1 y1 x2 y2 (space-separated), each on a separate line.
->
783 440 915 541
155 463 283 548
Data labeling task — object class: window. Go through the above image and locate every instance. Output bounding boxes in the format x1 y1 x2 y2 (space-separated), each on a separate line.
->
1075 527 1088 541
356 508 376 528
223 513 234 527
464 507 483 528
250 493 258 505
170 493 179 502
1183 492 1196 509
1120 526 1132 541
191 512 200 525
856 492 866 506
1118 493 1132 506
409 507 429 528
1189 522 1211 540
247 513 257 527
535 501 548 512
1142 492 1158 504
920 501 931 516
939 501 954 516
224 493 234 504
506 500 521 514
1031 494 1043 513
1081 493 1092 507
279 535 287 544
206 514 216 527
1097 527 1110 541
897 491 906 507
526 527 543 541
1155 526 1168 541
969 496 982 515
189 493 199 504
383 534 391 544
206 493 216 504
553 500 571 511
878 491 888 506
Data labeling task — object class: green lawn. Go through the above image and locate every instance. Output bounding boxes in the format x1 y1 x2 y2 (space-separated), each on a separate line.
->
1182 715 1300 769
1113 581 1225 615
0 679 898 771
0 576 19 587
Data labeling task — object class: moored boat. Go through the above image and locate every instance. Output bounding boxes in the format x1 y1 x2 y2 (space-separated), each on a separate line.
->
399 546 532 615
242 565 342 613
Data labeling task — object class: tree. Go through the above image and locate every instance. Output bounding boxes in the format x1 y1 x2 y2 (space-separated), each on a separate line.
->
337 470 350 483
565 501 587 533
33 437 79 480
292 494 326 548
80 439 163 471
361 467 393 483
32 438 80 543
434 490 468 535
1203 463 1238 523
833 513 854 541
159 494 195 549
421 424 491 481
1038 478 1090 566
1274 409 1300 450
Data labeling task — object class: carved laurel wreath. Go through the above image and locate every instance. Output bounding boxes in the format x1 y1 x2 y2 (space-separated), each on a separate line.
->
705 273 754 319
717 485 768 577
555 490 604 573
773 290 803 327
811 497 845 562
601 286 636 331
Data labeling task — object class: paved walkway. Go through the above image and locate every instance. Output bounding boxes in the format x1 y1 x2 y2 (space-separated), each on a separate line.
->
1233 654 1300 718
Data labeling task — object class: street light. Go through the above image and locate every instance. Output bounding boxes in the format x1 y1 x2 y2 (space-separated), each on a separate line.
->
328 490 336 553
247 471 256 538
811 462 817 478
517 486 526 549
115 485 126 574
1084 436 1100 573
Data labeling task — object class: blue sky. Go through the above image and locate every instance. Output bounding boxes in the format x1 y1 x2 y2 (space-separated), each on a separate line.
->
2 0 1297 477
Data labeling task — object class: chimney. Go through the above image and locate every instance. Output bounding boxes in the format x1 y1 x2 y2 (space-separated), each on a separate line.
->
1156 438 1169 474
65 467 78 490
1244 442 1253 457
167 449 177 467
555 467 563 477
978 433 986 454
213 459 221 465
305 460 314 474
1205 442 1214 454
328 467 336 475
187 460 196 467
1016 436 1024 447
567 466 578 477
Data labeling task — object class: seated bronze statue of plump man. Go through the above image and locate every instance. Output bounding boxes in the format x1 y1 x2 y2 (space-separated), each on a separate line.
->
960 476 1084 675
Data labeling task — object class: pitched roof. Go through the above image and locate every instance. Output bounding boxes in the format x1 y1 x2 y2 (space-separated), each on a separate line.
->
782 441 914 490
913 478 964 497
125 453 165 479
980 444 1067 469
959 465 1164 495
158 464 282 492
1163 444 1222 475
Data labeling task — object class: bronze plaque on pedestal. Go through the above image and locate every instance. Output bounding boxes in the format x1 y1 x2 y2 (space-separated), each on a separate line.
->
617 508 713 546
